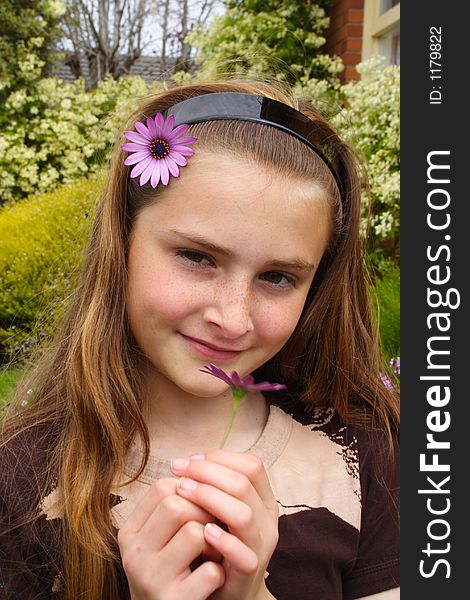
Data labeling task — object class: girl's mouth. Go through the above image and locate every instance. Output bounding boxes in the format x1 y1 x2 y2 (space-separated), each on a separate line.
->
179 334 244 361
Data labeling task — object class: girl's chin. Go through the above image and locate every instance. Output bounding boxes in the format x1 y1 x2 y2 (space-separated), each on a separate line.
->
180 381 231 399
157 371 230 399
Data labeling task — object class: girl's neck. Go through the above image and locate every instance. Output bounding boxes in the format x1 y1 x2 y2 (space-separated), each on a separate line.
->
140 372 269 459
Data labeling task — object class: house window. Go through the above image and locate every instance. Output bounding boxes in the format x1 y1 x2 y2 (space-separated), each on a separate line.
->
362 0 400 66
378 26 400 65
391 30 400 65
380 0 400 14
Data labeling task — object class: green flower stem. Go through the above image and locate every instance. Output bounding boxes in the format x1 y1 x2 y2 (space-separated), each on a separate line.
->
219 387 246 449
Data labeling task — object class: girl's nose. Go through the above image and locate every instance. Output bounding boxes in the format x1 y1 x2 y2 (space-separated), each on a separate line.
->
202 283 254 339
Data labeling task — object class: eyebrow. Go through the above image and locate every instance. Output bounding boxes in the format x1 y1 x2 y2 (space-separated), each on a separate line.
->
167 228 316 272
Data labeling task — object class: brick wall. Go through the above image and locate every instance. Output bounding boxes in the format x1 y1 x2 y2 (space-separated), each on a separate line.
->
324 0 364 81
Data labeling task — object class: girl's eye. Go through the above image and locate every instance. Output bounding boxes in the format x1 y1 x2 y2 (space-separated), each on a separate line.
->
260 271 295 288
177 249 215 267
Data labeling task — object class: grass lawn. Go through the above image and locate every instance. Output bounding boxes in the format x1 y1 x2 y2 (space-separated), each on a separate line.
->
0 367 25 409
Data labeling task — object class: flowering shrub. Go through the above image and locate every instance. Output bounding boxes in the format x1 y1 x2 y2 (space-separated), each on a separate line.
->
0 178 100 359
188 0 343 86
332 57 400 251
1 59 399 259
389 357 400 376
0 1 64 98
381 356 400 391
0 75 152 203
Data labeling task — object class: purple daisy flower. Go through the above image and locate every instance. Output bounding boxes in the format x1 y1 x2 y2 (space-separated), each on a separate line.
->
200 363 287 392
200 363 287 448
122 113 197 188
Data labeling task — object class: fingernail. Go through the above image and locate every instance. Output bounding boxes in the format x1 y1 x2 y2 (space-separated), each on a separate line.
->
178 477 198 491
204 523 222 540
190 453 205 460
171 458 190 472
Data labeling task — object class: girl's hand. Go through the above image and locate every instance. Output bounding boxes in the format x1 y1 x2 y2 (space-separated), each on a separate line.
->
170 450 279 600
117 477 225 600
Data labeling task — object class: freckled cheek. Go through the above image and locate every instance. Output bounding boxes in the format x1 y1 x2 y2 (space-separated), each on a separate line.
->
255 299 306 349
128 271 209 326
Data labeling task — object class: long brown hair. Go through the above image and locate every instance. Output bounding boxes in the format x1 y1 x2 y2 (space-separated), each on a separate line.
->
1 78 399 598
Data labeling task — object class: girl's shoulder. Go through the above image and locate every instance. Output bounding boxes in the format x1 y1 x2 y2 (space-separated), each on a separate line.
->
262 401 399 599
267 395 399 464
259 399 399 512
285 393 397 446
287 401 399 489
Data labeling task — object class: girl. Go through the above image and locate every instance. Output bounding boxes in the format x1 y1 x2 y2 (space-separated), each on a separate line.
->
0 79 399 600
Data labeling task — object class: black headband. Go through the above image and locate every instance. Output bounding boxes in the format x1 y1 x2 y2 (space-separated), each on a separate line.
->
166 92 342 193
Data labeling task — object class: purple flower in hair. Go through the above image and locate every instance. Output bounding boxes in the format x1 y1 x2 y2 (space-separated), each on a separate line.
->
200 363 286 448
122 113 196 188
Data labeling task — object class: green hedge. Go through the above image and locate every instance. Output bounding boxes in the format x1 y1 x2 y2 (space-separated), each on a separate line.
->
0 367 25 408
0 75 151 203
371 260 400 360
0 178 99 359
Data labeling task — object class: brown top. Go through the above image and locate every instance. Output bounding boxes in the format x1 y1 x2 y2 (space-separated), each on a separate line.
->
0 403 399 599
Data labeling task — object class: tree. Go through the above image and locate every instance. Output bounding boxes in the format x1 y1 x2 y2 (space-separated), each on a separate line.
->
166 0 223 74
60 0 150 87
59 0 222 86
0 0 63 95
188 0 342 84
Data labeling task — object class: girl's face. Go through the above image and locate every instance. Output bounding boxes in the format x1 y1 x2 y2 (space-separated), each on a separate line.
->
126 152 331 397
